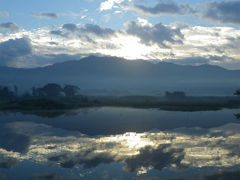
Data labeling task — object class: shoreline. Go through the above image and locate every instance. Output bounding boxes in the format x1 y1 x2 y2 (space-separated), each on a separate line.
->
0 95 240 112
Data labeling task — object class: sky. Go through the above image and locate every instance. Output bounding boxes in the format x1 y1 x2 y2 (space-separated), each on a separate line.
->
0 0 240 69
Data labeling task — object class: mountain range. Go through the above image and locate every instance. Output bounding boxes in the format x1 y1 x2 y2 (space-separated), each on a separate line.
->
0 56 239 95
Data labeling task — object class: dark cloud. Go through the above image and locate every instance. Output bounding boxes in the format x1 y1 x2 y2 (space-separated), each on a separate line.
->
0 158 17 169
142 177 185 180
0 123 30 153
0 37 32 66
0 132 30 153
48 153 68 162
0 22 20 33
126 21 183 47
48 150 115 169
124 144 185 172
49 30 63 36
59 153 115 169
80 24 115 37
48 41 59 46
49 30 69 37
204 1 240 25
32 12 59 19
208 55 234 62
29 173 57 180
129 1 195 16
0 174 5 180
80 153 115 168
50 23 115 39
62 23 78 32
202 169 240 180
0 11 9 17
225 36 240 49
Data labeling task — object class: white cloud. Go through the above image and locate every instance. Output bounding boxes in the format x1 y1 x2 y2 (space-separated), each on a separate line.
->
100 0 125 11
136 17 152 27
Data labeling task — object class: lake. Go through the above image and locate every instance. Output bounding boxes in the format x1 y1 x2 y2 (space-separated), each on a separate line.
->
0 107 240 180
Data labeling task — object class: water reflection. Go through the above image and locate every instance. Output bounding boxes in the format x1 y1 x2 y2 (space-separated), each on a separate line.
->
0 158 17 169
1 107 240 179
28 173 57 180
1 120 240 179
235 113 240 119
1 107 240 135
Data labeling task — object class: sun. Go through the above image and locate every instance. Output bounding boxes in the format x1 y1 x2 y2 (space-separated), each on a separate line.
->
98 35 157 60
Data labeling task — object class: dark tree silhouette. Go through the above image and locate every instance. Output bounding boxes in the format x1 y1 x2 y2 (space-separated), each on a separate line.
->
40 83 63 97
32 87 36 97
63 85 80 97
235 114 240 119
22 91 31 98
234 89 240 96
0 86 14 97
35 88 45 97
14 85 18 96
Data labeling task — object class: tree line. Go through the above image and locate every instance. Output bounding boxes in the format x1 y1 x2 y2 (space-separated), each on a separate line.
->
0 83 80 98
1 84 240 98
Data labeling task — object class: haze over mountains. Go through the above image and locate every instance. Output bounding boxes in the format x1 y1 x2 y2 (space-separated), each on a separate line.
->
1 56 240 96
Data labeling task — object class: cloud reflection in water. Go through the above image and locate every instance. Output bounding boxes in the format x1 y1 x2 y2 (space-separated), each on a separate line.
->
0 121 240 176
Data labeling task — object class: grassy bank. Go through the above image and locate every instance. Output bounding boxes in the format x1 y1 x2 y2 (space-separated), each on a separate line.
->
0 95 240 112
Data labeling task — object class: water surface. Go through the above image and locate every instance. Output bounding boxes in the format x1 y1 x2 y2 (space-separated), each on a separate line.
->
0 107 240 180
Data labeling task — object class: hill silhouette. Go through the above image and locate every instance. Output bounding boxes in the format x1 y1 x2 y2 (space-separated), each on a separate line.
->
0 56 239 95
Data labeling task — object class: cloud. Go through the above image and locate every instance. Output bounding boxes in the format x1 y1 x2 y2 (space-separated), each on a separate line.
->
32 12 59 19
62 23 78 32
80 24 115 37
48 41 58 46
124 1 195 16
0 122 30 153
49 30 69 38
0 158 17 169
0 11 9 17
204 1 240 25
0 37 32 66
0 22 20 33
100 0 125 11
59 153 115 169
49 23 115 38
202 169 240 180
1 22 239 69
0 174 5 180
28 173 57 180
126 20 183 47
2 121 240 177
48 150 115 169
124 144 185 173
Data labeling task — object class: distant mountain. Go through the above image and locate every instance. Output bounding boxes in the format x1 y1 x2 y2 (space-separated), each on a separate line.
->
0 56 240 95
